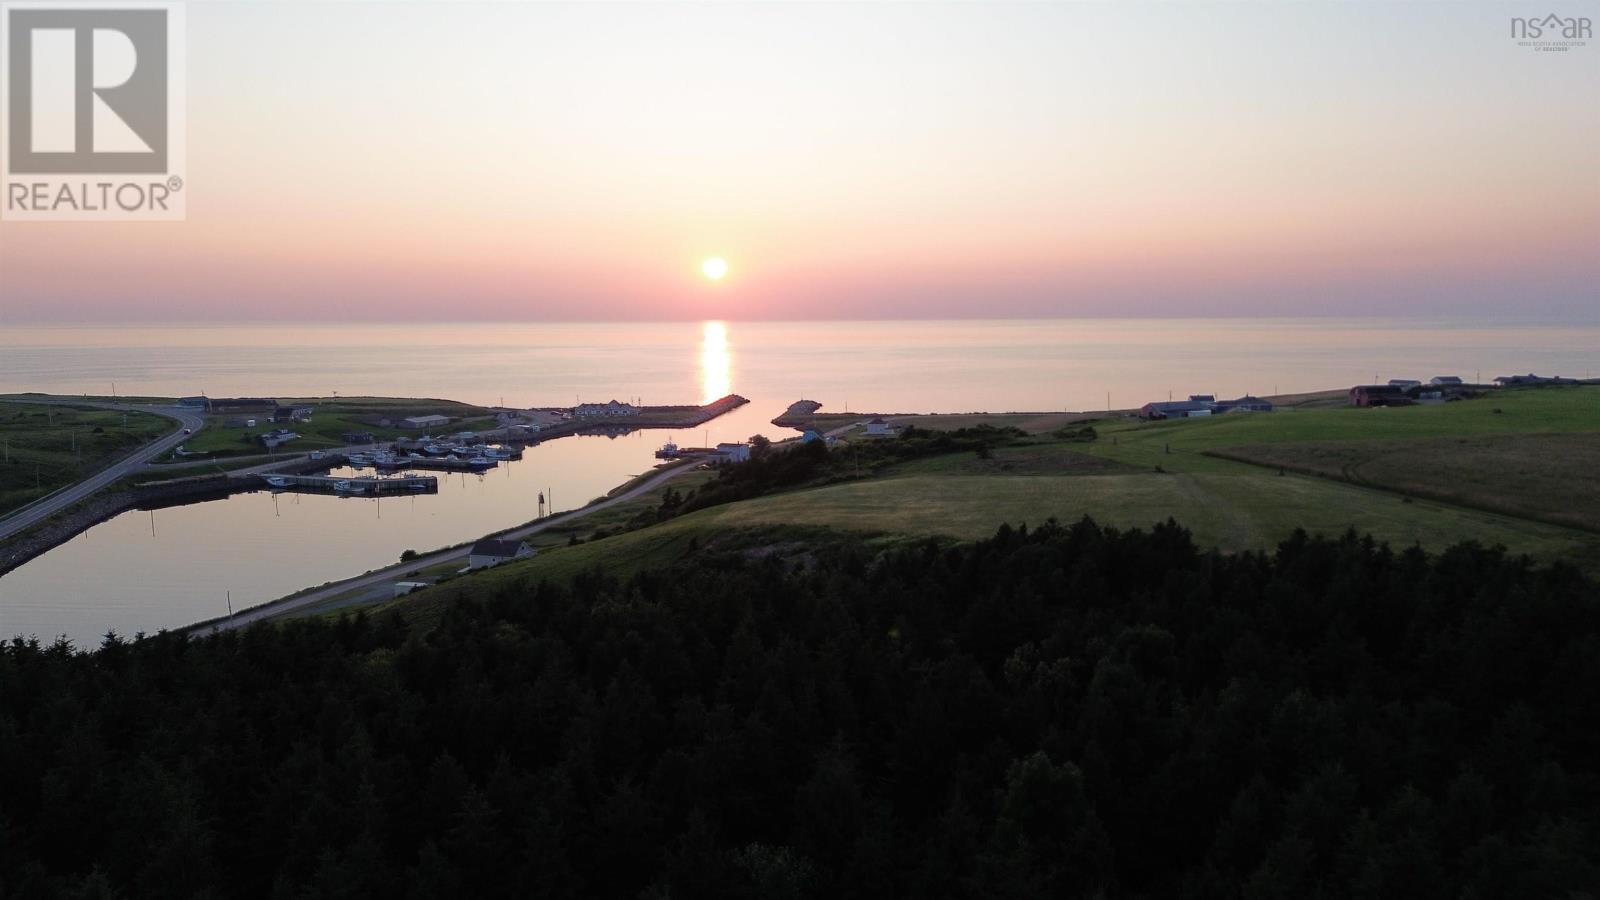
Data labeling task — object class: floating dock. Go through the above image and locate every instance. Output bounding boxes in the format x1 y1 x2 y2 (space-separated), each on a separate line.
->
369 456 497 473
258 473 438 495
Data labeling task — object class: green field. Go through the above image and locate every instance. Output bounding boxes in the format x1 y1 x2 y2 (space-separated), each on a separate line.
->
1212 432 1600 532
372 385 1600 620
0 403 171 515
175 397 497 459
1079 385 1600 474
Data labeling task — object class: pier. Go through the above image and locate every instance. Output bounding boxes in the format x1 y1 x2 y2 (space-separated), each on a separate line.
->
369 456 497 473
258 473 438 495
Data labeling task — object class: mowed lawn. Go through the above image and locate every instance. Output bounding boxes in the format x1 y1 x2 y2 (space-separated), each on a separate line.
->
1212 432 1600 533
699 472 1600 570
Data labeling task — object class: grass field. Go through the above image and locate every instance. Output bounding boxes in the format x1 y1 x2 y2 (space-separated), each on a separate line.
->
1212 432 1600 532
0 403 170 515
371 385 1600 622
706 472 1600 567
1079 385 1600 474
178 397 497 458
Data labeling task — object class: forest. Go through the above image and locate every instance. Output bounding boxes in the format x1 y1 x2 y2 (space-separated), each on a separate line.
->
2 517 1597 898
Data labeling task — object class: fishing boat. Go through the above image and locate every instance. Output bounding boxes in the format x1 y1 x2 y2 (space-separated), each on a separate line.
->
264 475 291 489
654 441 679 459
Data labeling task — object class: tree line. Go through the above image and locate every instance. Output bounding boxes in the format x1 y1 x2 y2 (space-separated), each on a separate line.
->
2 518 1596 897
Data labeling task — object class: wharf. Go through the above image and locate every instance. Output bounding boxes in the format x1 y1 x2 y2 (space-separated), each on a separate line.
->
259 473 438 494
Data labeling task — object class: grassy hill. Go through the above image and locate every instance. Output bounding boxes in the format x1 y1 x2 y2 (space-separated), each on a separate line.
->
0 403 171 515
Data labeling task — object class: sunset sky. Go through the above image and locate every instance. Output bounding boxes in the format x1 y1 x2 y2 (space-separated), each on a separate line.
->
1 1 1596 323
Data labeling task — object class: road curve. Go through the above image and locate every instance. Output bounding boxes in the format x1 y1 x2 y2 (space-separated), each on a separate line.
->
193 460 701 633
0 400 205 544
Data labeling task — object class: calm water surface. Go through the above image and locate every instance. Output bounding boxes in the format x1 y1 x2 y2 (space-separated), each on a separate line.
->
3 318 1597 646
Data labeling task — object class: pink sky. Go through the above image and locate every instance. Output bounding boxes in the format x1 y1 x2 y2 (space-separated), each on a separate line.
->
2 1 1596 322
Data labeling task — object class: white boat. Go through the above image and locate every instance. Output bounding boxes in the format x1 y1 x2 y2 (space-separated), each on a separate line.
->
466 456 496 468
264 475 291 489
347 453 372 467
334 479 366 494
655 441 679 459
484 447 518 460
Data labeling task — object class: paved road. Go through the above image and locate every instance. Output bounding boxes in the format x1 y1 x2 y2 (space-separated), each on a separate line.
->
0 400 205 543
194 459 702 633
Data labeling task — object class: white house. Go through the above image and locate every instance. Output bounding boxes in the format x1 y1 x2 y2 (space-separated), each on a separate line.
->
864 417 896 437
257 429 300 450
574 400 639 418
715 442 751 463
468 539 535 570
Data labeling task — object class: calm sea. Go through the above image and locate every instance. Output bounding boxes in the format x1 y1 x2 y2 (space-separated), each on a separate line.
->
3 318 1597 646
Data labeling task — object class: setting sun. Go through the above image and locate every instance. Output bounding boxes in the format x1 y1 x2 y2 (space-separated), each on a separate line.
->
701 257 728 281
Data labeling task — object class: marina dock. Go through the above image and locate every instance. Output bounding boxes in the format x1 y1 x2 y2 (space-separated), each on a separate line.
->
258 473 438 495
369 456 497 473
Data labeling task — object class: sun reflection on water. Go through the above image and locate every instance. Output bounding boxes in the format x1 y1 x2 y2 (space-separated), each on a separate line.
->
700 321 732 402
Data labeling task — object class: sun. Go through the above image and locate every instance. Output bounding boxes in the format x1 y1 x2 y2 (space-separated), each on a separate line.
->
701 257 728 281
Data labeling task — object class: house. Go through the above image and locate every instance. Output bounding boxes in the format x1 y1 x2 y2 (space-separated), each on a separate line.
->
257 429 300 449
864 417 897 436
1213 396 1275 414
1188 394 1215 403
402 414 450 429
715 442 752 463
1139 400 1213 420
1430 376 1464 386
1349 385 1411 407
178 396 210 409
273 405 313 424
468 539 534 570
574 400 639 417
1387 379 1422 389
